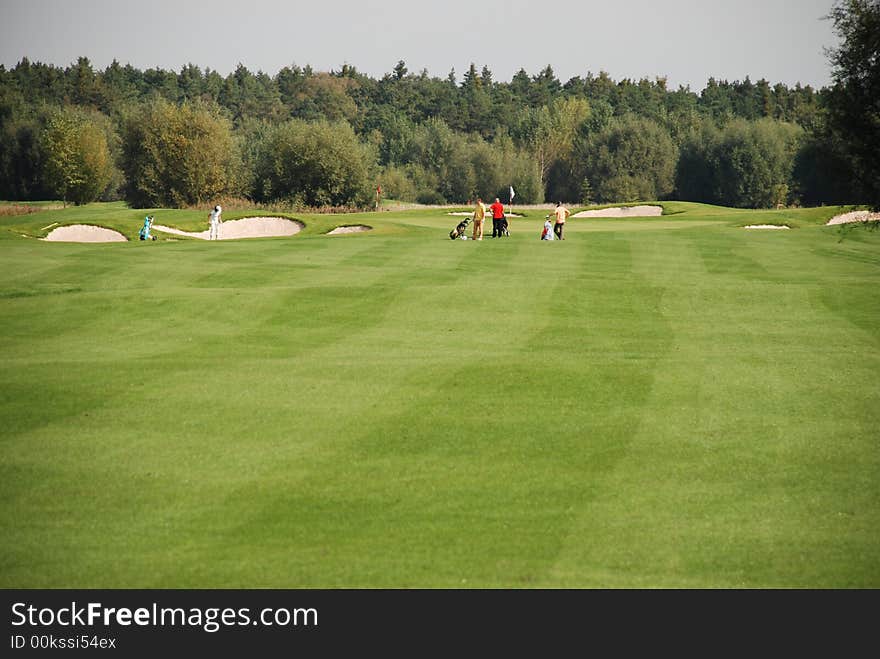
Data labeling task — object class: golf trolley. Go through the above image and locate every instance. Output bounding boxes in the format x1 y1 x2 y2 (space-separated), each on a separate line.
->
139 215 157 241
449 214 472 240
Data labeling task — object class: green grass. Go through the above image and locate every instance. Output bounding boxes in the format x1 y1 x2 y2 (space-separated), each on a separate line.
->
1 201 878 588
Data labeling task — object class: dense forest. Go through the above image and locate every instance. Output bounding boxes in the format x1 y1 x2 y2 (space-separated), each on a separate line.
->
1 1 876 210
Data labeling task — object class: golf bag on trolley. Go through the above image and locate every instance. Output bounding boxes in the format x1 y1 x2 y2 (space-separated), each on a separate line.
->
139 215 156 241
449 215 472 240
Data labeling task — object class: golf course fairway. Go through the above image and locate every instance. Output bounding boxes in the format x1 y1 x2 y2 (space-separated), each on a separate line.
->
1 201 878 588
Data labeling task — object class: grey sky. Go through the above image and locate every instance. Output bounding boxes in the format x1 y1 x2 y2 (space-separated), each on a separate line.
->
0 0 837 90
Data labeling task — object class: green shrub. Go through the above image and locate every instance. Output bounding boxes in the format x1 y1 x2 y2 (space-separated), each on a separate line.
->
42 107 117 206
416 189 446 205
121 98 240 208
575 114 677 204
256 118 376 208
377 165 417 202
676 118 802 208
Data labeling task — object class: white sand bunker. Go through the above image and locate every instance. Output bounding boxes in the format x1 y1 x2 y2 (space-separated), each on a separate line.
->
826 210 880 225
42 224 127 242
573 205 663 218
152 216 303 240
744 224 790 230
326 225 372 235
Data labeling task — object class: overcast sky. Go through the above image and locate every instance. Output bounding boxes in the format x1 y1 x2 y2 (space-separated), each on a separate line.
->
0 0 838 90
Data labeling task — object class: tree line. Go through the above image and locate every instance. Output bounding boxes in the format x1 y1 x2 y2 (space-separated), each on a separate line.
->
1 2 875 210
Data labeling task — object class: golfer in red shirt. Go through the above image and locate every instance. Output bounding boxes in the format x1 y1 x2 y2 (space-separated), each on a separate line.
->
490 198 506 238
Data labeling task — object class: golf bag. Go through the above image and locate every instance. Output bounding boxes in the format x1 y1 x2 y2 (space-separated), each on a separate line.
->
449 215 472 240
541 220 554 240
139 215 156 241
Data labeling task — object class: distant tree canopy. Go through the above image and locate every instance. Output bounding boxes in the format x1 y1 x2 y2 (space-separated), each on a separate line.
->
0 53 872 208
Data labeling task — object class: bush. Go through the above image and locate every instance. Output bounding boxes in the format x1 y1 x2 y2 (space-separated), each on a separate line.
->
575 114 677 203
714 119 802 208
595 175 656 204
676 118 802 208
368 120 541 205
121 98 240 208
41 107 117 206
416 190 446 205
792 132 864 206
674 120 720 204
0 114 50 201
377 165 417 202
255 118 376 208
491 133 543 204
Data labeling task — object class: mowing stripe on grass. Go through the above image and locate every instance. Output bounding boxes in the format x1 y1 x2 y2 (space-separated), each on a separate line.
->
1 203 878 587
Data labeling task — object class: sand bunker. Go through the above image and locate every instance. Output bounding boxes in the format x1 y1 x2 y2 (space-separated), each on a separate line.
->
327 225 372 235
152 216 303 240
826 210 880 225
42 224 128 242
744 224 790 230
573 205 663 218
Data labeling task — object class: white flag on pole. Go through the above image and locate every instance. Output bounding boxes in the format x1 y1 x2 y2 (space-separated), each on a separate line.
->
509 185 515 203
